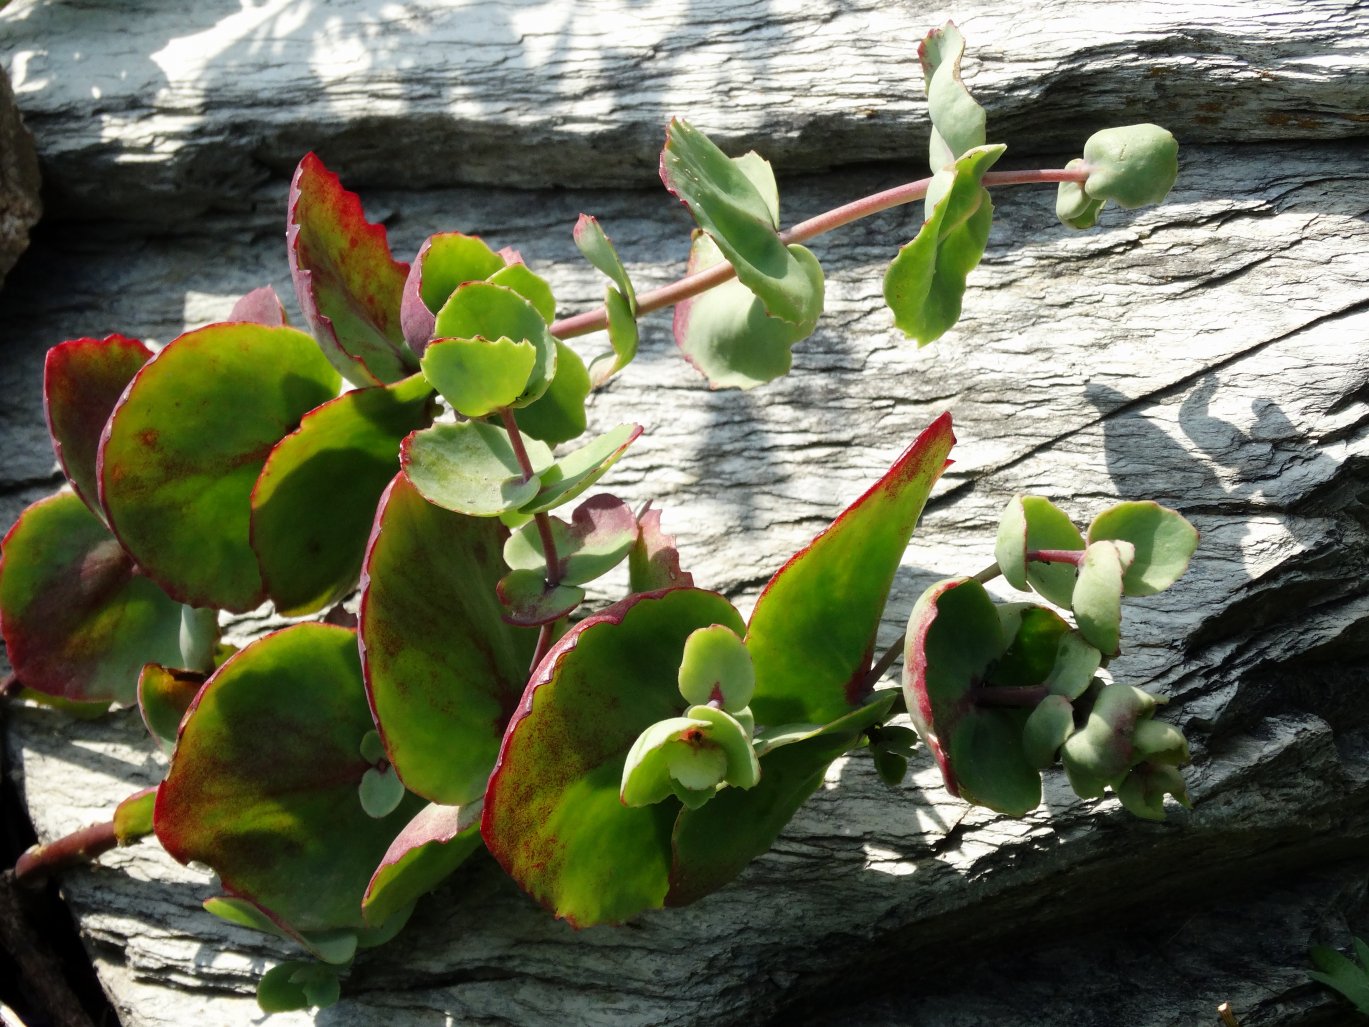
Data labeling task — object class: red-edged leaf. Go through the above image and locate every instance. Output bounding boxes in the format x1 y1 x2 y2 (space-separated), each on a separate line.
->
629 502 693 592
0 491 192 703
360 474 536 806
288 153 412 386
745 413 955 725
43 335 152 517
362 802 483 926
399 232 506 356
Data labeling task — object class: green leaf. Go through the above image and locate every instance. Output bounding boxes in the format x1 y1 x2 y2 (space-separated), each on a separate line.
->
42 334 152 518
678 624 754 711
514 341 591 446
100 322 341 612
520 423 642 515
985 604 1069 686
589 286 640 387
1116 761 1189 820
433 283 556 408
257 962 343 1013
994 495 1085 609
661 119 817 324
0 491 192 704
667 692 894 906
496 569 585 626
483 589 746 926
1082 124 1180 209
620 714 725 806
155 624 424 935
884 144 1004 346
1060 683 1156 783
918 22 987 169
289 153 412 386
362 802 483 926
1087 500 1199 596
401 232 507 355
1310 941 1369 1015
1071 540 1135 656
488 261 557 323
503 493 637 585
359 765 407 818
1045 631 1102 700
1056 159 1105 230
573 215 637 312
747 413 955 725
402 420 554 517
251 373 433 616
113 789 156 843
673 232 823 390
629 503 694 592
138 663 206 754
361 474 536 805
1022 694 1075 769
421 336 537 418
903 576 1041 814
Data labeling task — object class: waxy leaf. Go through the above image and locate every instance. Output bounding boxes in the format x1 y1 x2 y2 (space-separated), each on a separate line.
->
0 491 191 703
902 577 1041 815
421 336 537 418
362 802 483 926
113 788 157 843
229 286 288 327
432 282 556 408
155 624 423 935
1116 762 1189 821
574 214 637 312
1081 124 1180 209
1060 682 1156 784
251 373 433 616
203 894 360 965
919 22 987 169
401 421 554 518
488 261 557 324
288 153 412 385
884 144 1004 345
1022 694 1075 769
257 962 342 1013
674 232 824 390
994 495 1085 609
1071 540 1135 656
43 335 153 518
496 569 585 626
100 322 341 612
1087 500 1198 596
520 423 642 515
361 474 536 805
1056 160 1106 230
400 232 506 355
483 588 746 926
747 413 955 725
678 624 754 711
503 493 638 586
629 504 694 592
515 341 591 446
138 663 205 754
360 765 407 818
589 286 640 387
661 120 816 325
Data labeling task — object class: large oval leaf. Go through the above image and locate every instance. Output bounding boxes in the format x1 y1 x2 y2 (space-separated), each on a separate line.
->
155 623 423 934
43 334 152 517
251 373 433 616
483 588 745 926
746 413 955 726
0 491 189 703
289 153 412 386
362 801 483 926
100 323 341 612
360 474 536 805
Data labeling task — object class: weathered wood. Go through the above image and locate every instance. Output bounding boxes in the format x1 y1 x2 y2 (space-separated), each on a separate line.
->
3 3 1369 1023
1 0 1366 219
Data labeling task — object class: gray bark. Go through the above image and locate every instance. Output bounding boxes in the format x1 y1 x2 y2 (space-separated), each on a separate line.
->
2 3 1369 1026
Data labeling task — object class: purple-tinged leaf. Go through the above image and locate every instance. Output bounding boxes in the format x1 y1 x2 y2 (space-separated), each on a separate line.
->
288 153 412 386
138 662 205 754
43 334 152 518
0 491 190 704
521 423 642 515
746 413 955 726
360 474 536 806
229 286 288 327
155 624 424 935
496 569 585 626
99 322 340 612
400 232 506 356
482 588 745 926
362 801 483 926
250 373 433 616
503 493 637 586
629 503 693 592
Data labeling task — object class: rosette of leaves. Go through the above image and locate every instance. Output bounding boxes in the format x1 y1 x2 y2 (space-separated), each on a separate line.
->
482 414 953 925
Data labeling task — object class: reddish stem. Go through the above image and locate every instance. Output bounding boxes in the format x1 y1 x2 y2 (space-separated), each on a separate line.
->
548 166 1091 341
1027 548 1085 567
968 684 1051 708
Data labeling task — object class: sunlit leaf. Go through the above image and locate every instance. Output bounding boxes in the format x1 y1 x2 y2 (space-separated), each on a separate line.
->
138 663 205 754
918 21 987 169
573 214 637 312
503 493 637 586
433 282 556 408
488 261 557 323
421 336 536 418
629 503 694 592
362 802 483 926
520 423 642 515
288 153 412 385
400 232 507 355
229 285 288 327
1087 500 1198 596
514 341 591 446
401 420 553 518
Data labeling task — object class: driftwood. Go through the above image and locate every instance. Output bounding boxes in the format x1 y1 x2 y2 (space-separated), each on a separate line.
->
2 2 1369 1024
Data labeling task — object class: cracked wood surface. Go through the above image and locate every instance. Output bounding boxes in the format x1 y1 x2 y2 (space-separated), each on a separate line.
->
2 4 1369 1024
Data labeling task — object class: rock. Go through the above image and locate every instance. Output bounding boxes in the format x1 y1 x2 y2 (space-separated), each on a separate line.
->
0 64 41 286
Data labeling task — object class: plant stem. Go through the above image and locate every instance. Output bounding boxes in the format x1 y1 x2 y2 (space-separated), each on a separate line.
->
967 684 1050 708
549 167 1090 341
1027 548 1084 566
13 786 157 884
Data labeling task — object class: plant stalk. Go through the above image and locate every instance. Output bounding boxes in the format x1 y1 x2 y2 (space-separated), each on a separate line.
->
549 167 1090 341
13 786 157 884
499 409 564 672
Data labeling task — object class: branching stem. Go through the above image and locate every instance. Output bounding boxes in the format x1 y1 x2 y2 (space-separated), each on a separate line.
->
499 409 564 671
549 167 1090 341
14 786 157 884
